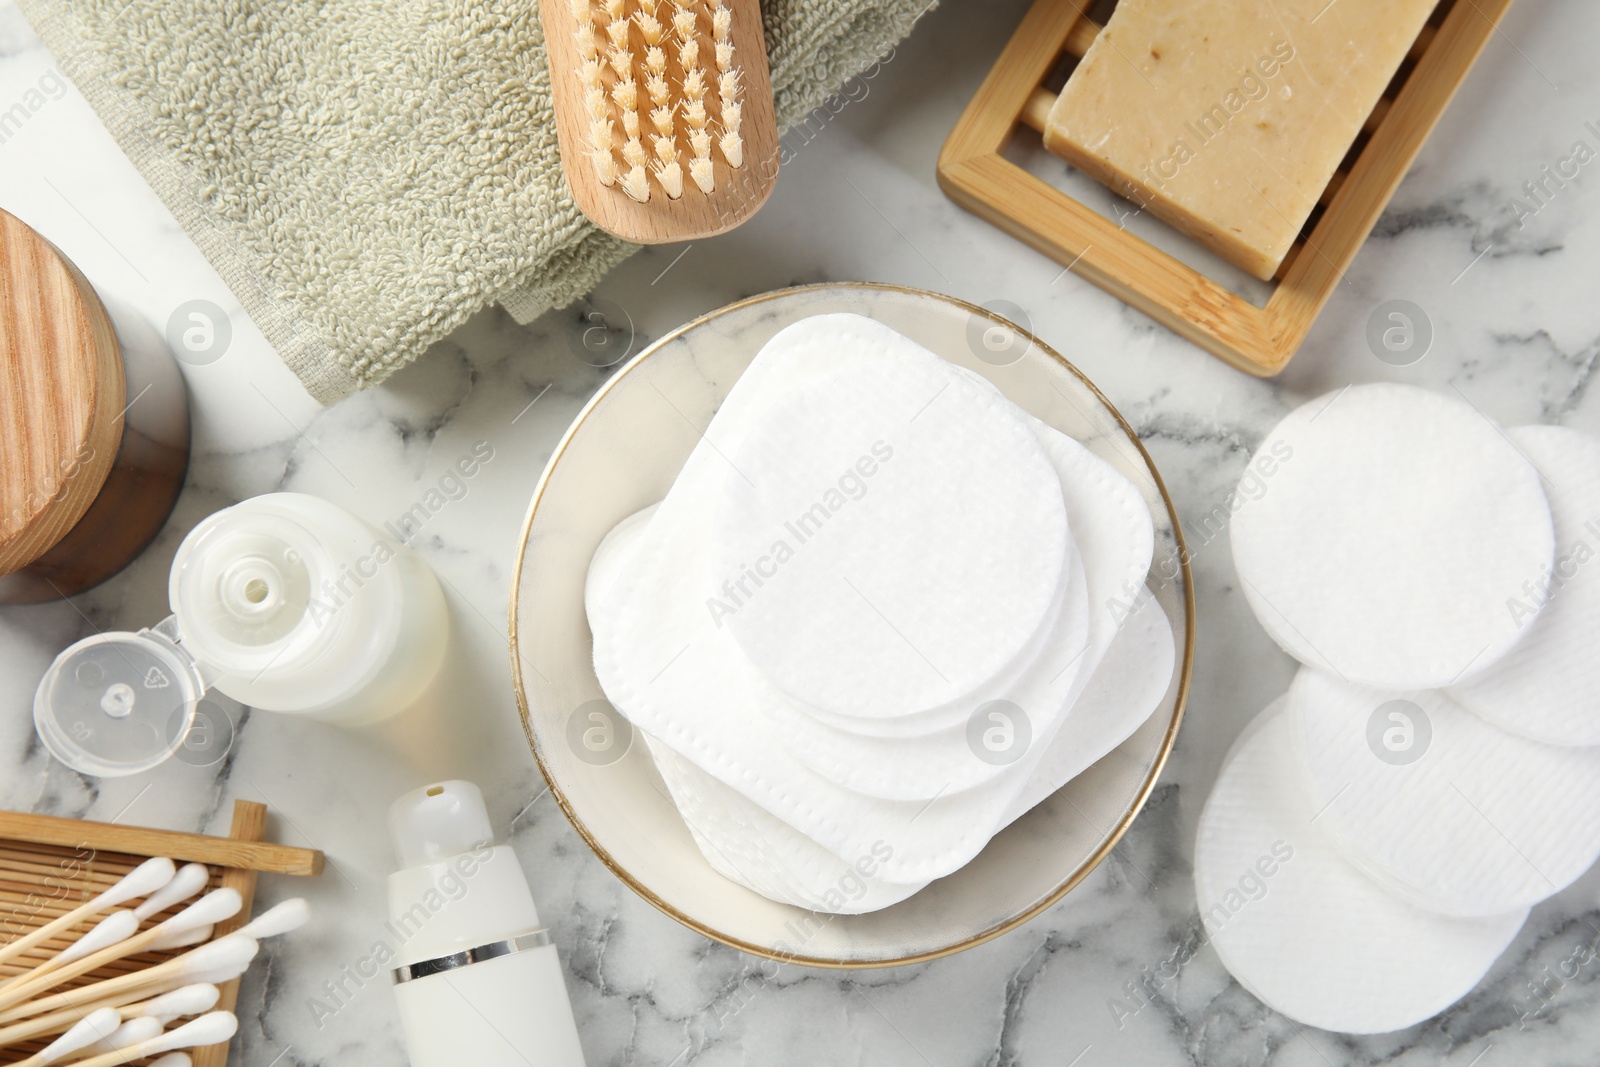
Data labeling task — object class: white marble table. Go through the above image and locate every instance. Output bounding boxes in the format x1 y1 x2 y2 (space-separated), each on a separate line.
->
3 1 1599 1063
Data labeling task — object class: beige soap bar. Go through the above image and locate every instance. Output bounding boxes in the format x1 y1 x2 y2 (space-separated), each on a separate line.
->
1044 0 1437 280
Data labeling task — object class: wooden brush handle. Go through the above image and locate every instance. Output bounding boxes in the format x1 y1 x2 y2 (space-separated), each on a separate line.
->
541 0 780 243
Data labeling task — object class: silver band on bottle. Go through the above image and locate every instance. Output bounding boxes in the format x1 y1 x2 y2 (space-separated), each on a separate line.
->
391 929 553 985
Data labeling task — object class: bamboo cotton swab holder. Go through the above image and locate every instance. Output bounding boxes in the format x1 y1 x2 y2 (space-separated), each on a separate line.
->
0 803 321 1066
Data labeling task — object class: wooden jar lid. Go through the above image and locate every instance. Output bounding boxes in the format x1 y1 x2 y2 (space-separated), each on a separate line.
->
0 207 125 576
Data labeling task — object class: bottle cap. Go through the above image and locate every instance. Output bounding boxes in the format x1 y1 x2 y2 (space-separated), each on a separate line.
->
33 618 205 777
389 780 496 868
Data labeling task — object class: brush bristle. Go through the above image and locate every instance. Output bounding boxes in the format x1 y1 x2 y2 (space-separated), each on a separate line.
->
636 12 665 46
688 156 715 194
654 159 684 199
619 164 651 201
677 38 699 73
719 129 743 169
571 0 750 200
681 67 707 102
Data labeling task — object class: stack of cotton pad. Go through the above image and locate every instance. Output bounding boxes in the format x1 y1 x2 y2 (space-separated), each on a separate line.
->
1201 382 1600 1033
584 313 1173 913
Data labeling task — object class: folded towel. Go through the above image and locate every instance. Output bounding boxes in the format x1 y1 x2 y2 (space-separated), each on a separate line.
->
18 0 932 402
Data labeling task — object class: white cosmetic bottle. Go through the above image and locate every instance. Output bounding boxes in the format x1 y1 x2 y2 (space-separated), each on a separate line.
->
387 780 587 1067
33 492 449 776
167 492 447 724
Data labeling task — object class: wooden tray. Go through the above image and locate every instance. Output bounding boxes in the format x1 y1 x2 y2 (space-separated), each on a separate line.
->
0 802 322 1066
938 0 1513 376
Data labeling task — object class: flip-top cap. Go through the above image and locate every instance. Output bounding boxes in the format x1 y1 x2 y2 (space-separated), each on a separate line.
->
33 623 204 777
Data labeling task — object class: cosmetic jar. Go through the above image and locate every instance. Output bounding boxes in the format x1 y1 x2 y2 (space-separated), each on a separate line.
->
0 208 189 604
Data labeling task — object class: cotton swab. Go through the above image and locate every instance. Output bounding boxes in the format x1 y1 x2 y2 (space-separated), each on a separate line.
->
0 890 241 1010
0 1004 108 1048
147 1057 192 1067
175 959 255 990
126 983 220 1024
61 1011 236 1067
0 911 141 995
133 865 210 922
0 935 257 1023
0 859 175 969
103 899 306 970
11 1007 120 1066
52 912 139 967
80 1016 163 1056
0 984 216 1047
234 898 311 940
150 925 213 952
0 891 298 1045
0 910 141 997
105 897 300 973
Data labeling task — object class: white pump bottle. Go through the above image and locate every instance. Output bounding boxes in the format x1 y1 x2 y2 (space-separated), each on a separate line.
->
387 780 587 1067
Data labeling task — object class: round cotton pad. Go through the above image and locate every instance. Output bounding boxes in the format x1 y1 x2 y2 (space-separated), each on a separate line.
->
756 545 1087 800
795 406 1155 741
1290 668 1600 916
755 406 1160 798
1450 425 1600 745
1230 383 1554 688
713 356 1068 720
1195 700 1526 1034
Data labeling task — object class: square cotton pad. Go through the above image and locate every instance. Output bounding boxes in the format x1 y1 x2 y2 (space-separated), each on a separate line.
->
642 593 1171 913
1001 590 1174 824
647 737 932 914
1195 699 1526 1034
587 314 1158 889
591 317 1069 881
1449 425 1600 746
589 513 1167 911
1230 383 1555 689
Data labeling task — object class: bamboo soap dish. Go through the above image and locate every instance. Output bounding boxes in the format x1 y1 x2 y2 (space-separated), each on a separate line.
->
0 802 322 1066
938 0 1513 376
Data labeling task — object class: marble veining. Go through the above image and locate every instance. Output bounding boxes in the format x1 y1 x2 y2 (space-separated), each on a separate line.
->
3 0 1600 1063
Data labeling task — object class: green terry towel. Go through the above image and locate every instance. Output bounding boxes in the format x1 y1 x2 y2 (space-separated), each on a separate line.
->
17 0 932 403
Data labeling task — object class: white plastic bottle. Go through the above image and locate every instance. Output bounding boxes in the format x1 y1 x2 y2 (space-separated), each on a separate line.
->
387 781 587 1067
168 492 447 724
33 492 449 776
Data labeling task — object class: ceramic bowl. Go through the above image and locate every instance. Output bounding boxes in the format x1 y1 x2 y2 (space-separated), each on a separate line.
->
509 283 1193 966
